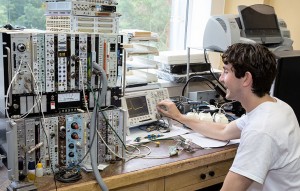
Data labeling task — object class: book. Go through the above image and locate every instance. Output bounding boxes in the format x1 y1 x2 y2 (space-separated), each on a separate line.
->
122 29 151 37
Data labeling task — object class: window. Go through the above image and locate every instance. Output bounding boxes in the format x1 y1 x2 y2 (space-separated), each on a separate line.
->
0 0 220 51
0 0 46 30
118 0 171 51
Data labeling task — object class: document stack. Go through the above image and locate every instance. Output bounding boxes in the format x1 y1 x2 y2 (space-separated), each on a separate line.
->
154 50 210 83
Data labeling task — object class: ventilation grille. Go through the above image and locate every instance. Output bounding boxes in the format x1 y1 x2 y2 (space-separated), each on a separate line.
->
216 18 227 32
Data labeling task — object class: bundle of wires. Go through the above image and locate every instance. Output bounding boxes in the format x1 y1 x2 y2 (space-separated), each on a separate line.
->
54 167 82 183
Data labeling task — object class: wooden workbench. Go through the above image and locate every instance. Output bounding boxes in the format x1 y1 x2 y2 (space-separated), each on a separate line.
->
33 139 237 191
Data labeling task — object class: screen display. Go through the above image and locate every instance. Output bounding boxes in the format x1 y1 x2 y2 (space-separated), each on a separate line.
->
126 96 149 118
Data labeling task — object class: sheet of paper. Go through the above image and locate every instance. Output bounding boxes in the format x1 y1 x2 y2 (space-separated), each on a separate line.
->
126 124 191 145
180 133 240 148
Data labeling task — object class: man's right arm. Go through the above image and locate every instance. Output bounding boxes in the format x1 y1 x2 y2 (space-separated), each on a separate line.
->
221 171 253 191
157 100 241 141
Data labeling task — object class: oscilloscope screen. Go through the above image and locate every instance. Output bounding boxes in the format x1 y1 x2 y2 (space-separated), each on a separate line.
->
126 96 149 118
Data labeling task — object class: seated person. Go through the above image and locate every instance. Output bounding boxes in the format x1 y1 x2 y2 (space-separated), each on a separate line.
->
157 43 300 191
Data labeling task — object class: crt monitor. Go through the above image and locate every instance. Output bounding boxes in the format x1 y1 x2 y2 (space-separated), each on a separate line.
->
272 50 300 123
238 4 282 44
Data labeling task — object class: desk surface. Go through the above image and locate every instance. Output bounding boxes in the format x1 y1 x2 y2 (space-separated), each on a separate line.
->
31 139 237 191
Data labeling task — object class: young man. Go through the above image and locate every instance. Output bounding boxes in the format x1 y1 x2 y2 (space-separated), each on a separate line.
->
157 43 300 191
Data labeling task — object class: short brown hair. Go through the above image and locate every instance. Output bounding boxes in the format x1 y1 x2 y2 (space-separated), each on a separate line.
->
221 43 277 97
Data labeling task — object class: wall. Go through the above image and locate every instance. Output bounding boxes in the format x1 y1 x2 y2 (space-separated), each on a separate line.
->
224 0 266 14
208 0 300 69
224 0 300 50
210 0 268 70
268 0 300 50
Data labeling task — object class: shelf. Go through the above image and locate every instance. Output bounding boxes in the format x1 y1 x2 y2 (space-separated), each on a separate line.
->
124 44 159 56
128 32 159 42
126 57 159 70
122 29 160 89
126 70 158 86
121 29 159 42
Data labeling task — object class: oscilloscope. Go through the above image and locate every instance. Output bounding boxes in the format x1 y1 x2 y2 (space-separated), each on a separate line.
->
122 88 169 128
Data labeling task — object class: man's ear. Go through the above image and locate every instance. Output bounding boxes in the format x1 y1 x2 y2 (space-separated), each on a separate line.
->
243 71 253 87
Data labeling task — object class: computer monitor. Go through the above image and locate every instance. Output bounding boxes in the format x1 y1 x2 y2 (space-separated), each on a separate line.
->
238 4 283 44
271 50 300 123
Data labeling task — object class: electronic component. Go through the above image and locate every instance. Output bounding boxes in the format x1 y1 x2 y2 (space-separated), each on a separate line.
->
6 109 125 178
2 1 122 190
65 114 84 166
121 88 169 128
46 15 119 33
203 6 293 52
40 117 59 174
45 1 118 17
188 90 220 104
238 4 282 45
96 109 126 163
0 31 124 117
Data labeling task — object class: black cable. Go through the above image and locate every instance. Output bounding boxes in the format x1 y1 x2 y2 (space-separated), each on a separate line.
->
204 140 230 148
54 167 82 183
181 75 216 96
88 84 127 150
41 118 81 185
34 85 82 186
182 75 227 100
204 49 227 90
225 113 239 122
202 80 214 90
36 95 84 186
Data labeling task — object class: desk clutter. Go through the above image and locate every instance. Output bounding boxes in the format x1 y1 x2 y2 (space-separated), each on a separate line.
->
0 19 241 191
154 50 212 83
10 138 237 191
2 89 240 189
0 57 244 188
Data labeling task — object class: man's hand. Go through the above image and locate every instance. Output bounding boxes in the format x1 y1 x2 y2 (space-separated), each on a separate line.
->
157 100 183 121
